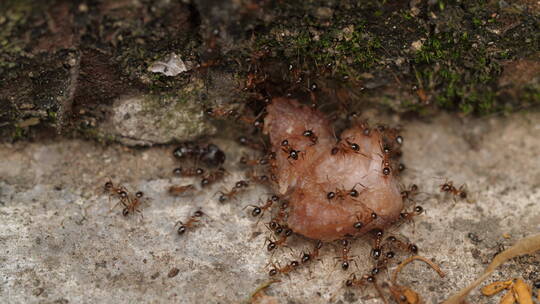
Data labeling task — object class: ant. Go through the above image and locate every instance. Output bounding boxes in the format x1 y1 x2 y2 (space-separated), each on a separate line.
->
266 220 284 235
175 210 204 235
204 107 237 119
173 167 205 177
370 229 385 260
237 136 265 151
266 228 293 252
399 205 424 224
268 260 300 277
345 273 376 288
302 129 318 145
239 155 269 167
400 184 419 202
120 191 145 217
249 173 271 185
440 180 468 200
384 236 419 254
169 184 196 196
273 200 289 223
103 180 129 204
215 181 249 203
300 240 323 265
245 195 278 218
281 141 302 161
200 167 227 188
334 240 357 270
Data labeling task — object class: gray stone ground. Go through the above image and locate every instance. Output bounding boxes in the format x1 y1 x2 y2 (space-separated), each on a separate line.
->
1 111 539 304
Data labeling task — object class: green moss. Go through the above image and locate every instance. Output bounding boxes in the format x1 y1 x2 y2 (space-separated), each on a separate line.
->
0 0 36 68
413 30 504 115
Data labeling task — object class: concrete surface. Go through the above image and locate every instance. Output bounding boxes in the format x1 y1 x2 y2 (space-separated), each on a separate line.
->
1 111 539 303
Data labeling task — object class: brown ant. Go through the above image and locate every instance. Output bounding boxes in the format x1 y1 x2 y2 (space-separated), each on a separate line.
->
120 191 145 217
273 200 289 223
400 184 419 202
280 140 302 161
169 184 196 196
385 236 419 254
173 167 205 177
239 155 269 167
300 240 323 265
215 181 249 203
248 173 271 185
204 107 237 119
245 195 278 218
334 240 358 271
268 260 300 277
175 210 204 235
200 167 227 188
103 180 129 204
440 180 468 200
302 129 318 145
237 136 265 151
370 229 385 260
399 206 424 224
265 227 293 252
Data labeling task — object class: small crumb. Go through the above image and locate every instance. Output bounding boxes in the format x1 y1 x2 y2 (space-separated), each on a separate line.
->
502 233 511 239
148 53 192 76
168 268 180 278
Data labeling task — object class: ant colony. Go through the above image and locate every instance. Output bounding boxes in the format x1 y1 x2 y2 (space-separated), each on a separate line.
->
101 96 473 303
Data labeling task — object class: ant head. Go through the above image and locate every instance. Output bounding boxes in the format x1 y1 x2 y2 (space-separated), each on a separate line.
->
104 181 113 190
119 191 128 199
327 192 336 200
251 207 262 217
301 253 311 263
122 208 129 216
177 225 186 235
136 191 144 198
200 178 209 187
267 242 276 251
371 248 381 259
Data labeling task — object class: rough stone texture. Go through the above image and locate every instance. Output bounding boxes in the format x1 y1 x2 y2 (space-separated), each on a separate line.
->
1 111 539 303
99 93 215 146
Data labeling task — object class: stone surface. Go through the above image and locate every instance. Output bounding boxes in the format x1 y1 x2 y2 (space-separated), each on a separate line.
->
98 92 215 146
0 111 539 303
